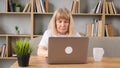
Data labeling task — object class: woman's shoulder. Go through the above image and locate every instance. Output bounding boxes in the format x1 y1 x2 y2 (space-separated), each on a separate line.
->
44 29 52 34
44 29 52 36
74 32 82 37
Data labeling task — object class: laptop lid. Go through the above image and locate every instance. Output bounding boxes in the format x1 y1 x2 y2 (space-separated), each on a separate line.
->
48 37 89 64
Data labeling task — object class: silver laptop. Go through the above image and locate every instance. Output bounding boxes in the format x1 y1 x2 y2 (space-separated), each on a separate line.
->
48 37 89 64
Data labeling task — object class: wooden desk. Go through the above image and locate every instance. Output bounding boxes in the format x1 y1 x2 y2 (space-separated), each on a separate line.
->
10 56 120 68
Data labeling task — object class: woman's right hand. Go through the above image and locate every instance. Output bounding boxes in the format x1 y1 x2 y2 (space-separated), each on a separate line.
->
37 46 48 58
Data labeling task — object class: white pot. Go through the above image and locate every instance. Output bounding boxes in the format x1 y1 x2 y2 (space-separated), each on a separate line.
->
15 7 21 12
16 30 20 34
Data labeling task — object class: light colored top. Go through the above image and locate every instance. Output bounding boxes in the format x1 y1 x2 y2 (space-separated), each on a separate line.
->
39 29 81 48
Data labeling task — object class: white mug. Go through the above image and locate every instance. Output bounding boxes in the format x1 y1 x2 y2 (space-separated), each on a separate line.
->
93 47 104 62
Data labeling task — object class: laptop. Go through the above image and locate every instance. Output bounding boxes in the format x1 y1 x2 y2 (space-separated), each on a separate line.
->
47 37 89 64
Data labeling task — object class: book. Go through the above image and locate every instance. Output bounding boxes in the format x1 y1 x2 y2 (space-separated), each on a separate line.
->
108 2 114 14
93 19 99 37
27 3 31 12
71 0 74 12
34 0 39 12
95 0 102 13
40 0 45 13
45 0 49 13
77 0 80 13
91 23 94 37
105 2 109 14
72 0 76 13
106 24 114 36
33 0 37 12
0 48 1 54
36 0 42 12
86 24 92 37
89 1 99 14
75 0 78 13
23 2 30 12
1 44 6 57
111 1 117 14
98 0 103 13
8 0 13 12
74 0 80 13
105 24 109 36
97 20 103 37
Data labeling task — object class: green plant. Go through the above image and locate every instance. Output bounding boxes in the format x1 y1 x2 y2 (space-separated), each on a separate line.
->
15 2 21 7
15 26 19 31
13 38 33 56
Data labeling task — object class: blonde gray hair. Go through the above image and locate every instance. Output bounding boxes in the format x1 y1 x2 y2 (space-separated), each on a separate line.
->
48 8 75 36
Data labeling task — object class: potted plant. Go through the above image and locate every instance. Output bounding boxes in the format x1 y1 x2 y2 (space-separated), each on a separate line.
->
15 26 20 34
13 38 33 67
14 2 21 12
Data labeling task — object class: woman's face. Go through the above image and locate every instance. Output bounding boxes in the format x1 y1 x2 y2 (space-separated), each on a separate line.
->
56 18 70 35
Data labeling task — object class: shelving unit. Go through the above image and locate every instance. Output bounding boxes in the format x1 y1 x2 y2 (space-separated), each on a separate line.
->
105 0 120 37
0 0 32 59
0 0 119 59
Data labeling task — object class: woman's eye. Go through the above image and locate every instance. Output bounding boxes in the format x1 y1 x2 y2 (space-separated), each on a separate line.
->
65 21 67 23
58 20 62 23
65 21 69 23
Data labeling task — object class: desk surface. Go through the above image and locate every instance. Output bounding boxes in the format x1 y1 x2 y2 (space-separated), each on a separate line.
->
10 56 120 68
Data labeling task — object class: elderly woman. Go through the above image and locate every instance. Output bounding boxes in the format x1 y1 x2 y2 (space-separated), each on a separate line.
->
37 8 81 57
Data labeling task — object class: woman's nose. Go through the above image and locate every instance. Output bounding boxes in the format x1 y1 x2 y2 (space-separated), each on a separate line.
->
61 22 65 26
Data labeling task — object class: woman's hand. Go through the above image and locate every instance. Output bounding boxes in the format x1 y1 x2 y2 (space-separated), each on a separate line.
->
37 46 48 58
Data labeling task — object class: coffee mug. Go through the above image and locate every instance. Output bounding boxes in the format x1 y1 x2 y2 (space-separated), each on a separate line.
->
93 47 104 62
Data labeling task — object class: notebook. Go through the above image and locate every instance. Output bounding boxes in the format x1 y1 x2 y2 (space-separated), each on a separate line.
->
47 37 89 64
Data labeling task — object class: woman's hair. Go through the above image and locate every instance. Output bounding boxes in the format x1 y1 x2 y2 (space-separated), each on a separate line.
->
48 8 75 36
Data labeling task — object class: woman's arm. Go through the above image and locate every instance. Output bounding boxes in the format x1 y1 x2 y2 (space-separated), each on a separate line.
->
37 45 48 57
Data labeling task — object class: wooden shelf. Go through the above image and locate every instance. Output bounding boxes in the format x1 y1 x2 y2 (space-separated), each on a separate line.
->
0 34 31 37
0 34 6 36
33 35 42 37
105 14 120 16
72 13 102 16
0 12 31 14
0 57 17 60
33 12 102 16
7 34 31 37
33 12 53 15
